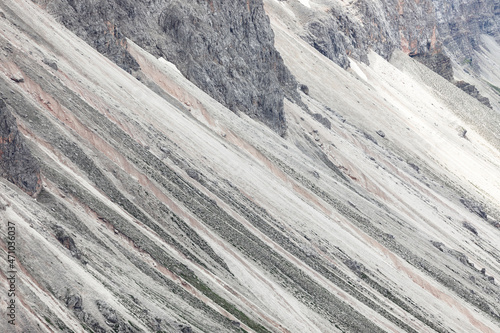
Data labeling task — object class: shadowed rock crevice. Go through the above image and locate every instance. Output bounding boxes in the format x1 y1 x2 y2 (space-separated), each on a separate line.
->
0 99 41 196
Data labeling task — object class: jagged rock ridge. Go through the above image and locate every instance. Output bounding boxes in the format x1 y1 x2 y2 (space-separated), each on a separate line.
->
300 0 498 106
302 0 440 68
35 0 300 135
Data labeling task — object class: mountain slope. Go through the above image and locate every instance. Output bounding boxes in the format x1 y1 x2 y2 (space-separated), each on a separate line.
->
0 0 499 332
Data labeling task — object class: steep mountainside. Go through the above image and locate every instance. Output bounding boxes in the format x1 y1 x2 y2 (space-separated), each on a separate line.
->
34 0 300 135
0 0 499 333
298 0 500 107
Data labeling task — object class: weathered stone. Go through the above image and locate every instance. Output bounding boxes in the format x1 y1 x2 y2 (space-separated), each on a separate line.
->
312 113 331 129
65 291 83 311
38 0 301 135
300 84 310 95
462 221 478 236
0 99 42 196
301 0 500 86
412 53 454 81
302 0 438 68
186 168 200 181
431 0 500 72
180 326 192 333
460 198 487 220
455 81 492 108
42 57 58 71
54 226 82 259
457 126 468 138
96 300 139 332
10 72 24 83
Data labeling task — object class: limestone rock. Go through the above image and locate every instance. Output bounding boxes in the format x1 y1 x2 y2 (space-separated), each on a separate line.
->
38 0 300 135
302 0 438 68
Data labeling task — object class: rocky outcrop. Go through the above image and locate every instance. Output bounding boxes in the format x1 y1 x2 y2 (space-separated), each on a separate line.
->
303 0 439 68
455 80 492 108
39 0 139 73
411 54 492 107
302 0 500 71
0 99 41 196
301 0 498 107
411 52 454 81
36 0 300 135
431 0 500 70
54 225 82 259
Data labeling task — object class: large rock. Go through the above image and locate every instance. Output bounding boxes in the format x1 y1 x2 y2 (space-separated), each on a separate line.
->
0 99 41 197
37 0 300 135
302 0 439 68
411 52 454 81
455 80 492 108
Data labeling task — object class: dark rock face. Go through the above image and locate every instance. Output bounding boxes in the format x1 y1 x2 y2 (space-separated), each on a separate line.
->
0 99 41 196
40 0 140 73
302 0 500 71
455 81 492 108
157 0 299 135
54 225 82 259
37 0 299 135
431 0 500 69
303 0 439 68
411 53 454 81
301 0 499 107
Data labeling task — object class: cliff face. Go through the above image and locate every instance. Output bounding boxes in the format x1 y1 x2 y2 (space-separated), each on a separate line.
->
302 0 500 70
303 0 440 69
0 99 41 197
300 0 498 106
35 0 299 135
431 0 500 69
